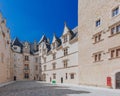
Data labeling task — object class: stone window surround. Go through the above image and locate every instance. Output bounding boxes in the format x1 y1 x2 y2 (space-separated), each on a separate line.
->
92 31 104 44
25 55 29 61
63 59 69 68
53 73 56 79
52 43 56 49
52 52 56 60
63 34 68 43
52 62 56 70
96 19 101 27
109 46 120 60
110 24 120 36
112 6 119 17
93 51 103 62
70 73 75 79
63 47 69 56
108 20 120 37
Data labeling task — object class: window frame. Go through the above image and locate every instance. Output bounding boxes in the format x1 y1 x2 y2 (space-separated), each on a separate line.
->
96 19 101 27
112 7 119 17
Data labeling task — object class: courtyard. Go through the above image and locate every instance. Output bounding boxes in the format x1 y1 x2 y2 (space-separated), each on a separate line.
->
0 81 120 96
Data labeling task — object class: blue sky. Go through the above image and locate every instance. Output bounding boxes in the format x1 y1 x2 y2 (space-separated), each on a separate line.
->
0 0 78 42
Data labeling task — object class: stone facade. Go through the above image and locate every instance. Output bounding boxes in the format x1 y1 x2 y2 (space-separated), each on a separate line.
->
1 0 120 89
11 39 40 81
10 23 79 84
78 0 120 89
0 13 13 83
39 23 79 84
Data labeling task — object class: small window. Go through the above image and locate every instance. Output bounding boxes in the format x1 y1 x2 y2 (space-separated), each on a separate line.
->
96 19 101 27
25 56 29 61
63 60 68 68
116 25 120 33
110 48 120 59
53 53 56 60
66 73 68 79
111 27 116 35
116 49 120 57
53 73 56 79
63 35 68 43
112 7 119 17
52 63 56 70
70 73 75 79
93 32 102 43
64 48 68 56
111 50 115 58
24 64 29 70
95 55 97 62
93 52 102 62
110 24 120 36
53 43 55 49
24 73 29 79
14 47 17 50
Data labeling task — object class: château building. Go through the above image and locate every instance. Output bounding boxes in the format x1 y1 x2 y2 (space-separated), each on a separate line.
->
10 23 78 84
11 38 41 81
1 0 120 89
39 23 79 84
78 0 120 89
0 13 13 83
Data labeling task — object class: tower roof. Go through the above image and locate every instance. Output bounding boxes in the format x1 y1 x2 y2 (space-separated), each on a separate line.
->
39 35 48 44
12 37 23 47
52 33 58 43
62 22 74 36
52 33 61 47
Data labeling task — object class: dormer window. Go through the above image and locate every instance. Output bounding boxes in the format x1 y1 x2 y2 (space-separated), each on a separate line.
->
63 35 68 43
14 47 17 50
52 43 55 49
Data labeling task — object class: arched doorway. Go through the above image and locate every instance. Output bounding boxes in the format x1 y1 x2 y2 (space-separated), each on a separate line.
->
116 72 120 89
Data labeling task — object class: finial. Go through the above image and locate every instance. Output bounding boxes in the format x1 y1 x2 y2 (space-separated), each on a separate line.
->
64 21 67 26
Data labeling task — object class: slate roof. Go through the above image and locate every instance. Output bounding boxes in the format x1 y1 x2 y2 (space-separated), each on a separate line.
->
11 37 38 54
12 37 23 48
62 22 74 36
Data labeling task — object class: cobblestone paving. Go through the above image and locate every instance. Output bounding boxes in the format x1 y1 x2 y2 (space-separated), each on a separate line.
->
0 81 90 96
